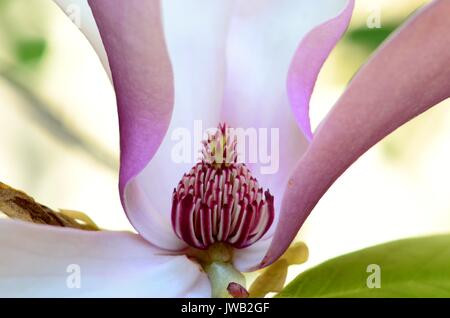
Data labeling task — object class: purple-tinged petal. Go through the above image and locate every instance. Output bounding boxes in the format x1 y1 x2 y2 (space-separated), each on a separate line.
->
218 1 354 270
87 1 176 245
261 0 450 268
120 0 234 250
288 0 354 141
0 219 210 297
88 0 173 196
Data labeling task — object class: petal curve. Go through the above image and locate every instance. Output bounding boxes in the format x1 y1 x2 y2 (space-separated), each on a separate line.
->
121 0 234 250
220 0 354 270
87 0 174 196
262 0 450 267
222 0 353 214
287 0 354 141
0 219 210 297
87 0 177 246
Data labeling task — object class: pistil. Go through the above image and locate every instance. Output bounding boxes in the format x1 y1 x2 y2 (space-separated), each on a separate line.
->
171 123 274 298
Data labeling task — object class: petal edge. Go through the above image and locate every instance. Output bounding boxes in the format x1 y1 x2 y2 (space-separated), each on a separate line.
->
262 0 450 268
287 0 355 141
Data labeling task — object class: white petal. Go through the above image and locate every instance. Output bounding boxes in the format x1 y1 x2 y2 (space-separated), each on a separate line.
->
52 0 111 78
124 180 187 251
233 238 272 272
0 219 210 297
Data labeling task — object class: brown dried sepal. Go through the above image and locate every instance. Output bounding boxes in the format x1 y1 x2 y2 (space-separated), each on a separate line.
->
0 182 99 231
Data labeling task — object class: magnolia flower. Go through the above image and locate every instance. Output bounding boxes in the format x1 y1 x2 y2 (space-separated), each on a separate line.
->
1 0 450 297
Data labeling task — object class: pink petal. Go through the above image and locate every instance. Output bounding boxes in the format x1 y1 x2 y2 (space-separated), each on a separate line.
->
87 1 177 247
120 0 234 250
220 2 354 269
0 219 210 297
222 0 353 205
261 0 450 268
288 0 354 141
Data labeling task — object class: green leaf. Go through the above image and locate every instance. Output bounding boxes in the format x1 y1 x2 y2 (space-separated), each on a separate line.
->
14 38 47 66
345 24 398 53
277 235 450 297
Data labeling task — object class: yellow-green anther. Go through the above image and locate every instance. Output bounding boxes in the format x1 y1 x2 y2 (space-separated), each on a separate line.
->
249 242 309 298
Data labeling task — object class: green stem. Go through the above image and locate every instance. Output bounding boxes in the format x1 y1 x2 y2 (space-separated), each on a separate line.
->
204 261 246 298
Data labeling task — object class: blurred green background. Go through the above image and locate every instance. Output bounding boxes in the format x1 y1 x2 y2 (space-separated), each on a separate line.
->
0 0 449 279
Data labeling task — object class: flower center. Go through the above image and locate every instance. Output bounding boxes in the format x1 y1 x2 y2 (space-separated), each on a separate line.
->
171 124 275 250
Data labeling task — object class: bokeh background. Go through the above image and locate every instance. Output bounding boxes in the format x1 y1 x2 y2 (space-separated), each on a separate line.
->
1 0 448 281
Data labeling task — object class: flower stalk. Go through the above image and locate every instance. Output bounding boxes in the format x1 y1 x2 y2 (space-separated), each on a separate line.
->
189 243 247 298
